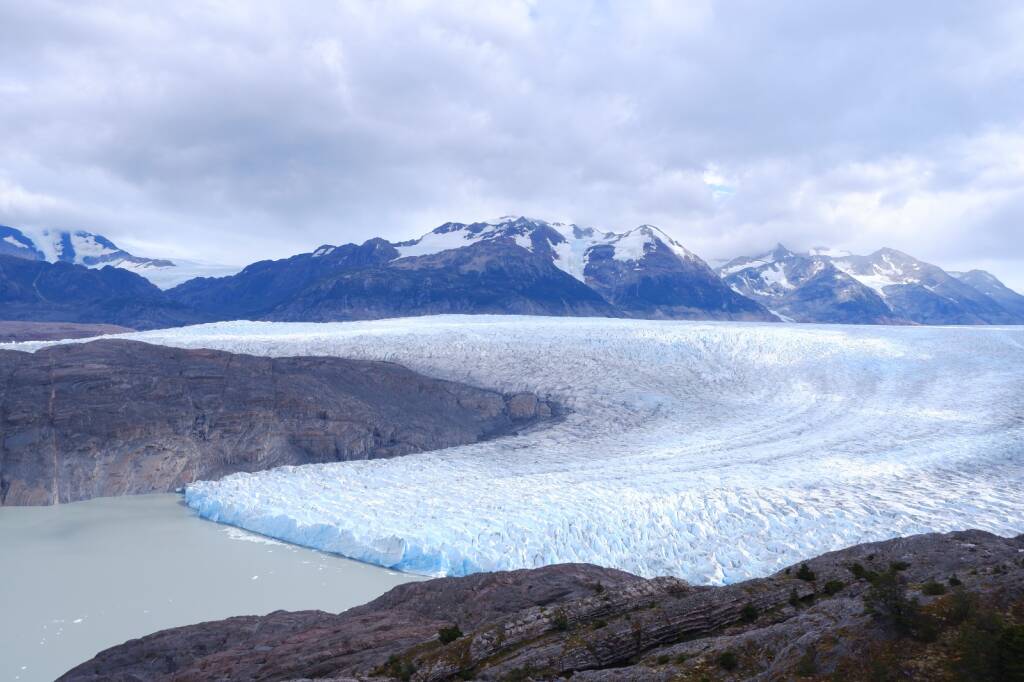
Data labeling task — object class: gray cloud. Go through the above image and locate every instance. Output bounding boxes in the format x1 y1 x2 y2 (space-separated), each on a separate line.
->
1 0 1022 289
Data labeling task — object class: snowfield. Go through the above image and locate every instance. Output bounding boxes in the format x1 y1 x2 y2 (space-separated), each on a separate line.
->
8 316 1023 584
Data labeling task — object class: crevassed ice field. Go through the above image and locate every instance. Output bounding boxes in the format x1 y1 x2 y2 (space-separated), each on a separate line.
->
18 316 1024 584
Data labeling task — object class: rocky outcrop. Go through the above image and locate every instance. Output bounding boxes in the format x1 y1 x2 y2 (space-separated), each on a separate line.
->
0 340 555 505
62 529 1024 680
0 320 132 342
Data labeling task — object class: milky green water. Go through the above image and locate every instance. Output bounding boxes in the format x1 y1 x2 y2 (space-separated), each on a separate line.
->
0 493 420 682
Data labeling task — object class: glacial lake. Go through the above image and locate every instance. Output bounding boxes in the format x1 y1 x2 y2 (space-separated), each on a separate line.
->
0 493 421 682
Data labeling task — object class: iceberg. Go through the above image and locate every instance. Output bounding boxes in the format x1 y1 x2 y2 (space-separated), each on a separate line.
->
12 316 1023 584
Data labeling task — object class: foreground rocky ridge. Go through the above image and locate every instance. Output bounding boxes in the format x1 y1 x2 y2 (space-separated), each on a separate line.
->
63 530 1024 681
0 339 554 505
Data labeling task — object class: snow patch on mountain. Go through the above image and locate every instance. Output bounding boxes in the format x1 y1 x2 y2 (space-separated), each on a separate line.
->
0 224 239 288
608 225 697 264
394 217 700 283
17 316 1021 585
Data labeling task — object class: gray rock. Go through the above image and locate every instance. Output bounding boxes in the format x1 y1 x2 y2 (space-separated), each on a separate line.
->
0 339 556 505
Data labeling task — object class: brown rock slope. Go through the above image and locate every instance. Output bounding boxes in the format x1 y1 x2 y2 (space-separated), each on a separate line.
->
62 530 1024 681
0 320 132 342
0 339 554 505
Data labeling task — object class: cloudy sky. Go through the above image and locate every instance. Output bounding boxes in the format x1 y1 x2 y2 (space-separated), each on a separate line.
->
2 1 1023 288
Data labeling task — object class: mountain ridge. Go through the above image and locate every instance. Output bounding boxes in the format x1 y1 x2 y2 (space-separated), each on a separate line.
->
0 224 238 288
1 217 1021 328
719 242 1024 325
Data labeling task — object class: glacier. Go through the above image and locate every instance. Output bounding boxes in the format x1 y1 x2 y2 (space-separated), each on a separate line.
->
7 316 1023 584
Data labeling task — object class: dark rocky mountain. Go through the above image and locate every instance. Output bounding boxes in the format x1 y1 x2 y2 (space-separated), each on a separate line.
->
952 269 1024 320
171 234 617 321
62 529 1024 681
0 254 200 329
719 244 898 324
0 340 554 505
168 217 774 323
831 248 1020 325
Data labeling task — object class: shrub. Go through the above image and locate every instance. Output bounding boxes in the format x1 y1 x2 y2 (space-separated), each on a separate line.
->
592 618 607 629
551 609 570 631
796 563 816 581
997 623 1024 680
382 655 417 681
865 569 939 642
740 603 759 622
593 581 605 594
656 654 671 665
718 651 739 671
789 588 800 607
948 574 963 587
824 580 845 596
438 625 463 644
922 580 947 596
675 653 689 664
849 562 878 582
890 560 911 572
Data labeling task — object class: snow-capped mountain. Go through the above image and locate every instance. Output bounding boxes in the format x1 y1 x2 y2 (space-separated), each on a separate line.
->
391 217 772 320
720 243 1024 325
393 216 700 283
830 248 1018 324
718 244 895 323
168 216 771 323
0 224 238 289
4 215 1020 328
950 269 1024 319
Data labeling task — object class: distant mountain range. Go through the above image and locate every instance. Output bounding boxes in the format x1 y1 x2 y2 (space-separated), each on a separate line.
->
0 224 239 289
0 217 1021 329
718 244 1024 325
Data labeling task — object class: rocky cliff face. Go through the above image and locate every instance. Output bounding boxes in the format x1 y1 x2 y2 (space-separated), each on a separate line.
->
61 529 1024 681
0 340 555 505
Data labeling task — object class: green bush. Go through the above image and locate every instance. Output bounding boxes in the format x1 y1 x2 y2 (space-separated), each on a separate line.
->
675 653 689 664
718 651 739 671
788 588 800 607
850 562 880 583
922 580 947 596
865 569 938 642
796 563 816 581
824 580 845 596
890 560 911 572
382 655 417 681
438 624 463 644
948 574 963 587
740 603 758 622
656 654 670 665
551 609 570 631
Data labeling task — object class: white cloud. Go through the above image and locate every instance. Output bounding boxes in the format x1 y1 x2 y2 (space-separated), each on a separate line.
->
0 0 1021 289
